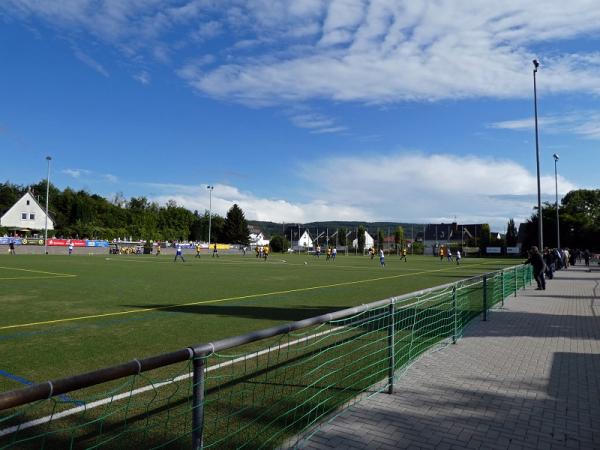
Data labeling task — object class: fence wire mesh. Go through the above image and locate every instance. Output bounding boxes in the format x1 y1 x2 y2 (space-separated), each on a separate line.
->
0 265 532 449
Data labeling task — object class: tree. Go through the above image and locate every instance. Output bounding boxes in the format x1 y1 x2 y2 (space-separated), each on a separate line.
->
357 225 366 253
222 204 250 245
505 219 518 246
377 229 385 251
520 189 600 252
480 224 491 251
337 227 347 246
269 235 289 252
394 226 404 254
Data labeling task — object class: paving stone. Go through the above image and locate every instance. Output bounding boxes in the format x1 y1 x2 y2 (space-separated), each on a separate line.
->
296 267 600 450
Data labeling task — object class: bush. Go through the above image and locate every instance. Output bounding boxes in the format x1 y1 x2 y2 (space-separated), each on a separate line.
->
269 235 289 253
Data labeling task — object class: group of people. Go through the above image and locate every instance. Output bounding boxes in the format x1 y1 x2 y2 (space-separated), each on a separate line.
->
174 243 219 262
438 247 462 265
527 246 594 290
366 247 410 266
255 245 269 260
313 245 338 261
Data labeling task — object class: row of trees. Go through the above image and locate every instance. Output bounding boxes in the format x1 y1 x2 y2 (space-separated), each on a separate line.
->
0 181 250 244
521 189 600 251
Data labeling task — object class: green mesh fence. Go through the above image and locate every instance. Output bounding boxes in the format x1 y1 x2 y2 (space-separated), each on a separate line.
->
0 265 532 449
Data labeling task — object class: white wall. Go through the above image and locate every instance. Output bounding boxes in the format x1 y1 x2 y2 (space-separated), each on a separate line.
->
0 192 54 230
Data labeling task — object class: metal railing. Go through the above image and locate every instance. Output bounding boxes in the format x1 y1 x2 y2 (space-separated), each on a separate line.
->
0 264 532 449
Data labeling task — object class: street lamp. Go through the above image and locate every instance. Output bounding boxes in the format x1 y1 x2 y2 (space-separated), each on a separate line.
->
44 156 52 255
533 59 544 250
207 185 214 249
553 153 560 249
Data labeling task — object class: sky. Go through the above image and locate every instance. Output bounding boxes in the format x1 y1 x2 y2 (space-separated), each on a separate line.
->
1 1 599 230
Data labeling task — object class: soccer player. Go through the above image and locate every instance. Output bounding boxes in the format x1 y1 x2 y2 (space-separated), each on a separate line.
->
456 250 462 265
68 241 74 256
439 247 444 261
174 244 185 262
400 247 407 262
326 247 331 261
8 240 15 255
379 248 385 267
156 243 161 256
212 243 219 257
195 243 201 258
447 249 453 262
332 247 337 261
263 245 269 260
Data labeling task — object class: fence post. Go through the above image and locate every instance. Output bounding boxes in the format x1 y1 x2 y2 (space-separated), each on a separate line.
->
514 266 518 297
482 275 488 321
452 286 457 344
192 354 206 450
522 266 526 288
501 270 505 306
387 300 395 394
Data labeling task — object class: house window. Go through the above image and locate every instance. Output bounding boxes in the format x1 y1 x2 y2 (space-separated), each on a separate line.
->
30 213 35 220
26 200 30 205
21 213 27 220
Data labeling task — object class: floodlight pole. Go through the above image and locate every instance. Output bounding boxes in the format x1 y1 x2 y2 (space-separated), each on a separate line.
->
533 59 544 251
207 186 214 249
44 156 52 255
553 154 560 249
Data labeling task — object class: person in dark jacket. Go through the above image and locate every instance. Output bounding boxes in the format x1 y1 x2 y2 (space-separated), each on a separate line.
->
526 246 546 290
543 248 554 280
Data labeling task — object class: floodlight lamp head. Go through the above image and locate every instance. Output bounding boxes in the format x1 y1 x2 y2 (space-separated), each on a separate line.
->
533 59 539 72
553 153 560 161
207 185 214 190
46 156 52 161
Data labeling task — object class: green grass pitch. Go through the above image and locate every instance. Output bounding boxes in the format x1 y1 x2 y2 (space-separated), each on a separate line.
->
0 252 520 393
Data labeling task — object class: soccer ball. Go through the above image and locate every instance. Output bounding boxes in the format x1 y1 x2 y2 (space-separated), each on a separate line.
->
304 261 308 265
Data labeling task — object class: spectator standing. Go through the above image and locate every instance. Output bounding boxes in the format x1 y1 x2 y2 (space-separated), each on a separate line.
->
526 246 546 290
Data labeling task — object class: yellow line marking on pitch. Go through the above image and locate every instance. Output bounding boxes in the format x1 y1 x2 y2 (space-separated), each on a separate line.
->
0 261 499 331
0 266 76 278
0 276 76 281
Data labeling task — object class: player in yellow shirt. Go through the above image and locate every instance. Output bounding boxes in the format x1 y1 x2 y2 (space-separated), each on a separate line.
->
195 243 201 258
400 247 407 262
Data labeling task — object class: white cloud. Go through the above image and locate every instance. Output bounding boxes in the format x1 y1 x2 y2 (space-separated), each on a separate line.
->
5 1 600 106
144 182 365 223
62 168 117 183
177 2 600 105
490 111 600 140
133 70 151 85
141 152 577 229
103 174 118 183
287 110 347 134
62 168 91 179
73 49 109 77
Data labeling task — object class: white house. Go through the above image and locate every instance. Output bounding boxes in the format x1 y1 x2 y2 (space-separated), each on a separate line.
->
249 232 269 247
298 230 313 248
0 192 54 232
352 231 375 250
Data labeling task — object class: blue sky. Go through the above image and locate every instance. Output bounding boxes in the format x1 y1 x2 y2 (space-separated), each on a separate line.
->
1 1 599 229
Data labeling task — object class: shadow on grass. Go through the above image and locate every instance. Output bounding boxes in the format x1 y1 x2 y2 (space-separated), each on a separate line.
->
122 304 342 322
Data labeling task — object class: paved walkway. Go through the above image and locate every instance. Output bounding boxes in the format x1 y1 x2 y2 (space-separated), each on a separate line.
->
300 265 600 449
